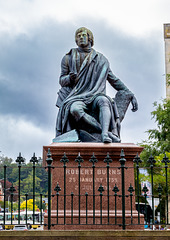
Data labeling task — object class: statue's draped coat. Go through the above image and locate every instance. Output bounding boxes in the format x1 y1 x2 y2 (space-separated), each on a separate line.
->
56 48 130 135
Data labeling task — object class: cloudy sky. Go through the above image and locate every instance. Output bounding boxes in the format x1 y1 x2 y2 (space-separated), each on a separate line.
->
0 0 169 161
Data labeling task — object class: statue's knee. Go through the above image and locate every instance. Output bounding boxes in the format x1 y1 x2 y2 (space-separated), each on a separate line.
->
95 96 110 107
70 102 85 121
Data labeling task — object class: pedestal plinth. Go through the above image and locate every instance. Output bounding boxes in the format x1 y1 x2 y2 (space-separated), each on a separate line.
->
43 143 144 230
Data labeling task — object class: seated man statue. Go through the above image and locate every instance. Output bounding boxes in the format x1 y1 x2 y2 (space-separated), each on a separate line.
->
55 27 138 143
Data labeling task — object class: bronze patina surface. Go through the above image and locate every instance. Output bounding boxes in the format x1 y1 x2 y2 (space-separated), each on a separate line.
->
55 27 138 143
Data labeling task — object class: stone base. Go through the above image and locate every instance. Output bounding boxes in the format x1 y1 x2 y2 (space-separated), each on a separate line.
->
1 230 170 240
44 209 144 230
43 142 144 230
43 142 143 161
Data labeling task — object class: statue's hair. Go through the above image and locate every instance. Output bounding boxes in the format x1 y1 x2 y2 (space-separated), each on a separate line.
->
75 27 94 47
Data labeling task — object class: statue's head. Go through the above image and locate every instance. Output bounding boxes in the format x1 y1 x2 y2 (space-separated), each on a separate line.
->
75 27 94 47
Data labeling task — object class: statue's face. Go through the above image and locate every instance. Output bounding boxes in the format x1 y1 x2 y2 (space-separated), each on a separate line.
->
76 30 89 48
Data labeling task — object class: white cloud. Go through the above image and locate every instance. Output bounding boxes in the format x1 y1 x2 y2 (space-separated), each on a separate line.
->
0 114 53 160
0 0 169 37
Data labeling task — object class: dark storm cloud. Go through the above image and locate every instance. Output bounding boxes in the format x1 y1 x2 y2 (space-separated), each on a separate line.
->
94 25 164 95
93 24 165 132
0 18 165 133
0 20 75 128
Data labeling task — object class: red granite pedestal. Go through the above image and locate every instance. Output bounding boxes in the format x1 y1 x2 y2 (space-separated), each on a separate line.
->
43 143 144 230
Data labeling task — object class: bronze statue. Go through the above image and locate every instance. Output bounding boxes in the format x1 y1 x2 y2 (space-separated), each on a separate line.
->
55 27 138 143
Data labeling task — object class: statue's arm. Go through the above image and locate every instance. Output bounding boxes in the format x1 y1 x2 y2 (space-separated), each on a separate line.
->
107 69 138 112
107 69 129 91
59 55 77 87
59 55 71 87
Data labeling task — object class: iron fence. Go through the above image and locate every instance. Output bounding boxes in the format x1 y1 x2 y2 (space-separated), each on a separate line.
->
0 148 169 230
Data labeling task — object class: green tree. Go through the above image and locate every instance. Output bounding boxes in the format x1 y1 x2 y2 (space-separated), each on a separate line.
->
0 154 48 197
15 172 41 197
0 155 17 180
140 99 170 165
139 99 170 221
20 199 38 211
153 152 170 193
35 163 48 194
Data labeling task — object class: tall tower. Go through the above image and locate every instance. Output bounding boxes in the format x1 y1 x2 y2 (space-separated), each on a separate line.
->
164 24 170 99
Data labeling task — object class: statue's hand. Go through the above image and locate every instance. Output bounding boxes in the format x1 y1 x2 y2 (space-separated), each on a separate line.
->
69 72 77 81
131 96 138 112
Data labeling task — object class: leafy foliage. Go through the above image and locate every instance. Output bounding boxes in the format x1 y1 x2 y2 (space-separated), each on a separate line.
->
20 199 38 211
140 99 170 165
166 74 170 86
0 156 17 181
139 98 170 198
0 155 48 198
14 172 42 197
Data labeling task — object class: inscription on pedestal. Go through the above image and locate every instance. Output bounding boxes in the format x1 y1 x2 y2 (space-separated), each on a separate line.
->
66 169 121 191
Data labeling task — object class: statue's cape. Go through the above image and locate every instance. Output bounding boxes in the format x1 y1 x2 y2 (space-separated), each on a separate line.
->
56 48 116 133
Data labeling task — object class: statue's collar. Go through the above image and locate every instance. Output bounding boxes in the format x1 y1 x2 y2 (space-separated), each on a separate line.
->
77 46 92 53
67 48 97 57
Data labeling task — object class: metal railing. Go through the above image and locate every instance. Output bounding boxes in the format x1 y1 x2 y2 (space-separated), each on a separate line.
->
0 149 169 230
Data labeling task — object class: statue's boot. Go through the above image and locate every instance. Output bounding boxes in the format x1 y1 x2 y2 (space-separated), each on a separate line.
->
108 132 121 143
101 133 112 143
81 113 102 132
99 107 112 143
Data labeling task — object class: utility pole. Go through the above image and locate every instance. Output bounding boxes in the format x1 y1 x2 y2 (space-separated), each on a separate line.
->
164 24 170 225
164 24 170 99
